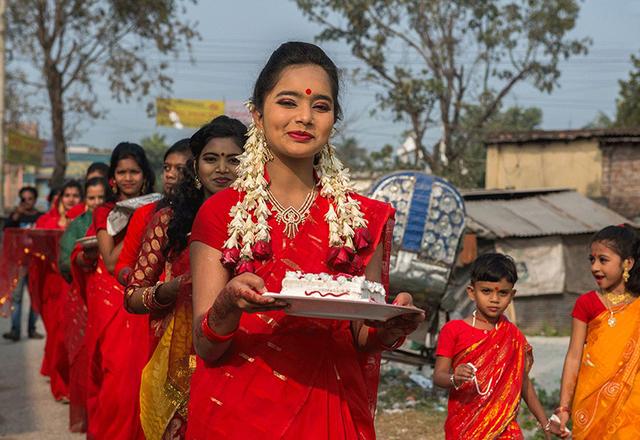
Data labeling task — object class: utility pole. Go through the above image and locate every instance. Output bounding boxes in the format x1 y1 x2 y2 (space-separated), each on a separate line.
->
0 0 6 215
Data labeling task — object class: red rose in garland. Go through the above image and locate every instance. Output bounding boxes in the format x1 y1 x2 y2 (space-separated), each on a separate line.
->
252 240 273 261
353 227 372 252
235 259 255 275
327 246 355 273
220 247 241 269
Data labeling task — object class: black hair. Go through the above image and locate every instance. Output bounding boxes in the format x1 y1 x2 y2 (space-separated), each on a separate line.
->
470 252 518 285
252 41 342 122
107 142 155 202
19 186 38 200
591 224 640 296
86 162 109 178
85 176 108 193
163 138 192 162
59 179 84 202
164 116 247 259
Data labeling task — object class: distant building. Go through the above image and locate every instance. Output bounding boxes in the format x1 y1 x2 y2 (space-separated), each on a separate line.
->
485 129 640 219
443 188 635 334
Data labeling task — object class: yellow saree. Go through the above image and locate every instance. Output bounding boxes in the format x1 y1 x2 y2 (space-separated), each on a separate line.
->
572 298 640 439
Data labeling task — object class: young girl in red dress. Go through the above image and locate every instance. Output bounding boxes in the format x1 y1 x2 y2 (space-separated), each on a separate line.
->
186 42 425 439
81 142 155 439
30 180 83 402
124 116 246 440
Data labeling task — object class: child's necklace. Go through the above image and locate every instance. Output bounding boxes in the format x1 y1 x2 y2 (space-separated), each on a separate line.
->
472 310 496 334
602 291 633 327
603 291 632 306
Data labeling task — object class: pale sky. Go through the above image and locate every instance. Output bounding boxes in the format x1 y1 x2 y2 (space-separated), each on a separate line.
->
69 0 640 151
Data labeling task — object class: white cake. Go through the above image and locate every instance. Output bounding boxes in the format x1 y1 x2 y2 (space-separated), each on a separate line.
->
280 271 386 304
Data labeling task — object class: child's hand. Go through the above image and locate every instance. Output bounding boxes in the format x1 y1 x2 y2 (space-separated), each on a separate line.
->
453 363 475 384
550 413 571 439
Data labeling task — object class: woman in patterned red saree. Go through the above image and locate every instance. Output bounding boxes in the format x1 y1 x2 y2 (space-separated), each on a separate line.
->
124 116 246 440
186 42 425 439
81 142 155 439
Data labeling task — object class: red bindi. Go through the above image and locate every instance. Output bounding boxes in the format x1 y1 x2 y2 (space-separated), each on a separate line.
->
305 88 312 95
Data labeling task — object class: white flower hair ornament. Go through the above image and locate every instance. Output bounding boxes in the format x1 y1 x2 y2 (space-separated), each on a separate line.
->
219 102 373 275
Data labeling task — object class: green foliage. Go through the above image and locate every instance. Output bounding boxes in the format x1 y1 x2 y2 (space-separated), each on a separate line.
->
444 105 543 188
615 53 640 128
140 133 169 189
295 0 589 182
7 0 199 185
583 111 614 129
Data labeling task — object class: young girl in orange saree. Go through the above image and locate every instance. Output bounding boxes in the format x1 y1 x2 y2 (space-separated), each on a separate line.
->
82 142 155 439
124 116 246 440
557 225 640 439
186 42 425 439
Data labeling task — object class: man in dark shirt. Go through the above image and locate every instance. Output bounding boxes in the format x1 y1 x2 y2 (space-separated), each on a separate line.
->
3 186 43 341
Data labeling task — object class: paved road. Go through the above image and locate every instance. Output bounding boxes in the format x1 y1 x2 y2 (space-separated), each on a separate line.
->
0 299 82 440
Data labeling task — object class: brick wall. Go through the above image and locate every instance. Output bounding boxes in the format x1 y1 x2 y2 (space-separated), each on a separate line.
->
512 293 578 335
601 143 640 219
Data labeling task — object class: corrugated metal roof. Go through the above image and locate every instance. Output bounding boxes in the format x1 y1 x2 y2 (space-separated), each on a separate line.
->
485 128 640 145
466 191 634 238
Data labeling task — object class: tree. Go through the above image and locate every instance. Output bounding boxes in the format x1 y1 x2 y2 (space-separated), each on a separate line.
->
295 0 589 177
334 136 372 171
7 0 199 186
583 111 613 129
614 53 640 128
451 105 543 187
140 133 169 189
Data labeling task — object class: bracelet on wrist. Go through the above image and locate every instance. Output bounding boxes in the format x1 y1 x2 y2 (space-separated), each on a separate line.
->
200 308 237 343
539 419 552 432
450 374 461 390
554 405 570 415
142 282 174 311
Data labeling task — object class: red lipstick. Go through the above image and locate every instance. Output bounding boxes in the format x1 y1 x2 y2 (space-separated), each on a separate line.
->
287 131 314 142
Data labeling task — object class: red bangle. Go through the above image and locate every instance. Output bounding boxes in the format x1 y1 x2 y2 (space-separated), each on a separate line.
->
554 406 570 415
200 309 236 343
367 326 405 351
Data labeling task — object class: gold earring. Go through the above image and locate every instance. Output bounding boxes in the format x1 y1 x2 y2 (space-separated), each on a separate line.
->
194 175 202 190
623 265 630 283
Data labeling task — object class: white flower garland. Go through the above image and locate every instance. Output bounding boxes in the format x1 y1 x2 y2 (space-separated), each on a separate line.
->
223 105 367 261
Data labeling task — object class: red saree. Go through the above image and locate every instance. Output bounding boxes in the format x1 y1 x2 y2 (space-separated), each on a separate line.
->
125 207 192 440
186 189 395 440
83 203 148 440
28 213 70 401
444 317 531 440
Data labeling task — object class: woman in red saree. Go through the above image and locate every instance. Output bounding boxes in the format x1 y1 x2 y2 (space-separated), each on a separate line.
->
115 139 191 286
29 180 82 402
124 117 246 440
82 142 155 440
186 42 425 439
433 253 551 439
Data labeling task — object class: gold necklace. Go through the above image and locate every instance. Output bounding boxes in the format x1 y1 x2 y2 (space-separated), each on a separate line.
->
604 291 632 306
267 186 317 239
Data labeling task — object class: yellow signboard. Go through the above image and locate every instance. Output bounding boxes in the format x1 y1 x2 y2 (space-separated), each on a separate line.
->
6 129 46 166
156 98 225 129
